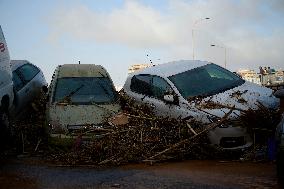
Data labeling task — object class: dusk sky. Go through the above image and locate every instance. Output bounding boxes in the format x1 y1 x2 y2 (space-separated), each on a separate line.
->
1 0 283 87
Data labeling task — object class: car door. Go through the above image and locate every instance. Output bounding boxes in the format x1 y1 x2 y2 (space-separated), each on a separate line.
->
12 63 40 114
129 74 181 118
12 71 27 114
145 75 182 118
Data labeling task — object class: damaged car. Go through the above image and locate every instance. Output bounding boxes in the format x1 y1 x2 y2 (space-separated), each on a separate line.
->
123 60 279 150
46 64 121 137
10 60 47 117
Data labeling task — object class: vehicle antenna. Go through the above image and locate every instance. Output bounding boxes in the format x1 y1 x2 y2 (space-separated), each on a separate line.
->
146 54 153 64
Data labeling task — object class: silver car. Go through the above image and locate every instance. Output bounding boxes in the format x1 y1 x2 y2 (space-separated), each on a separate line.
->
10 60 47 117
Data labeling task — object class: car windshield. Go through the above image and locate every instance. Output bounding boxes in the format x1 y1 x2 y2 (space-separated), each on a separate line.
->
168 63 245 99
53 77 117 104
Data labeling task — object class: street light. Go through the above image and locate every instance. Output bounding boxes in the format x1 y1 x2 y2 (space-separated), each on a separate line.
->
192 17 210 60
211 44 227 69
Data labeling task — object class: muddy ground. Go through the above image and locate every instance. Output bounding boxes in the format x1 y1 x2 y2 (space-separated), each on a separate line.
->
0 158 282 189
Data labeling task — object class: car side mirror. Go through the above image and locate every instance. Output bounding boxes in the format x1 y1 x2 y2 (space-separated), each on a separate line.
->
163 94 174 103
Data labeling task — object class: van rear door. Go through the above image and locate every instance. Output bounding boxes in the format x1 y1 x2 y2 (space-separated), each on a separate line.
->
0 26 12 89
0 25 13 109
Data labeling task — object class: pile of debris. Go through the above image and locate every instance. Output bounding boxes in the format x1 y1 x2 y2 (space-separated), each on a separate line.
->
10 90 48 154
7 91 281 165
46 92 232 165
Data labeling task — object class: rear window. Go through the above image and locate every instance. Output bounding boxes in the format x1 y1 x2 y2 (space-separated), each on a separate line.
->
53 77 117 104
18 64 39 83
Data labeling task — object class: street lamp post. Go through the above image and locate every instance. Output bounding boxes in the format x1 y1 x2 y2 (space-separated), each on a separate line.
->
211 44 227 68
192 17 210 60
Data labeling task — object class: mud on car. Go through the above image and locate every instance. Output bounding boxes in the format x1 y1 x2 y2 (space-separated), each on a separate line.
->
46 64 121 138
123 60 279 150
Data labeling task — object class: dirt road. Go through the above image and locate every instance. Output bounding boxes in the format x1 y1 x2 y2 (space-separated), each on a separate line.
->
0 158 281 189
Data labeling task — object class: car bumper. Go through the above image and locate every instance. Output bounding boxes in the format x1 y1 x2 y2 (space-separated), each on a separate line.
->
208 126 253 150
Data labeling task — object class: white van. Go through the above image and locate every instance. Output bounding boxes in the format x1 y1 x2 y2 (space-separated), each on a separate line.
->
47 64 121 137
0 26 14 132
123 60 279 150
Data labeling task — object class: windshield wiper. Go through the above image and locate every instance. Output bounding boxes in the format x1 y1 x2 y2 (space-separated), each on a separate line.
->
98 71 107 78
96 71 112 96
57 84 84 104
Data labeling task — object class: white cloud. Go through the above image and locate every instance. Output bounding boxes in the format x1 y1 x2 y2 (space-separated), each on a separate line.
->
47 0 284 71
48 1 178 48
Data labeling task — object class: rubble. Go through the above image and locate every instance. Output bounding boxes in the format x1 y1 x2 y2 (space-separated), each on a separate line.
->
237 102 281 135
5 90 281 166
45 92 233 165
10 90 48 154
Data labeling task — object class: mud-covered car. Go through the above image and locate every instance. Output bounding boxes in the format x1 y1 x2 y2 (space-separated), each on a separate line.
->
10 60 47 117
46 64 121 137
123 60 279 150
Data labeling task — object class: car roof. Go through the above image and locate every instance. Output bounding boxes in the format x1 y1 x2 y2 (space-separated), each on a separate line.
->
56 64 109 78
10 60 30 71
130 60 210 78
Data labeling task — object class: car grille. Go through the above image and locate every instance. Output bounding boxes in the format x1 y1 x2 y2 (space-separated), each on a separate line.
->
220 136 245 148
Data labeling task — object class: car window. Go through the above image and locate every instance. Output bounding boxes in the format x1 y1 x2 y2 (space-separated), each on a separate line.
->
169 63 245 99
152 76 172 99
18 64 39 83
207 66 235 80
53 77 117 104
130 75 173 100
130 75 152 96
12 72 24 91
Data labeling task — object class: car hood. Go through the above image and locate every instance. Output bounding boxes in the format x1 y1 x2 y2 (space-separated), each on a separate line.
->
193 81 280 119
48 103 121 133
